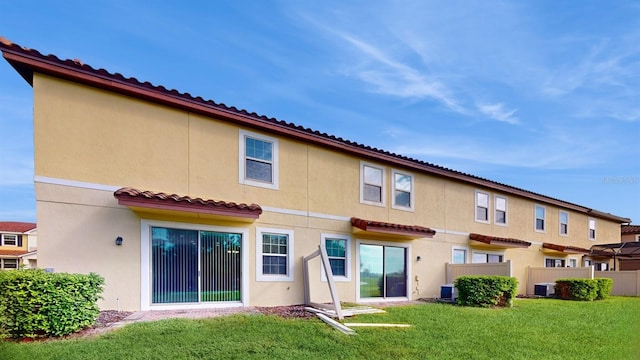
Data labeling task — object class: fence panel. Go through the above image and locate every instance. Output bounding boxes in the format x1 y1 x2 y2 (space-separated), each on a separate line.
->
445 260 511 284
595 270 640 296
526 267 593 295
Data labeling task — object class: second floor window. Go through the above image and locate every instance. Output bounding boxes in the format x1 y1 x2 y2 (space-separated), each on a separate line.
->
535 205 546 231
392 171 413 210
559 211 569 235
1 234 17 246
239 130 279 190
476 191 489 222
495 196 507 225
589 219 596 240
361 163 385 205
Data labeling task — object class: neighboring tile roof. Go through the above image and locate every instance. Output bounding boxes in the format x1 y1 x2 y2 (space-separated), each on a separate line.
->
469 233 531 248
114 187 262 219
0 221 37 233
0 37 630 224
542 242 591 254
622 225 640 234
351 217 436 238
0 249 32 257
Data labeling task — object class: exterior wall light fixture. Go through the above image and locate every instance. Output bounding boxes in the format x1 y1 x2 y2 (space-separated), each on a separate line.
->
115 236 123 246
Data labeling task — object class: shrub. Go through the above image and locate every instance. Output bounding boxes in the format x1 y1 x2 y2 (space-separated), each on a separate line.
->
555 279 597 301
0 269 104 338
454 275 518 308
594 278 613 300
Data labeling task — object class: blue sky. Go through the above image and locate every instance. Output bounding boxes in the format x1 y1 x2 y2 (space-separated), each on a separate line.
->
1 1 639 224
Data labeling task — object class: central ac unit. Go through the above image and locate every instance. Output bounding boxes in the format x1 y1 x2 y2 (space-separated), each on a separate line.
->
534 283 556 297
440 284 457 301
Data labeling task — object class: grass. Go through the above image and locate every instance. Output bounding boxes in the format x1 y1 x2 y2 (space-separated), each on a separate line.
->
2 297 639 359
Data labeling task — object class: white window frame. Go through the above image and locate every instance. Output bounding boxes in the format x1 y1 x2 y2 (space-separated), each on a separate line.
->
1 234 18 246
559 211 569 236
256 227 294 282
544 257 566 268
360 162 386 207
494 196 508 226
471 250 504 263
588 218 596 240
475 191 490 223
238 130 279 190
451 246 469 264
568 258 578 268
139 219 250 310
534 205 546 232
320 233 351 282
391 169 414 211
1 258 19 269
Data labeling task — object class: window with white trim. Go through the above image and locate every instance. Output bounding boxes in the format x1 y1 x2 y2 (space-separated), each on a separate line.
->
535 205 546 232
559 211 569 236
1 234 17 246
391 170 413 210
452 247 468 264
239 130 279 190
256 228 293 281
321 234 351 281
475 191 490 222
588 218 596 240
360 162 385 206
594 262 608 271
1 258 18 269
494 196 507 225
545 258 565 267
472 252 503 263
568 258 577 267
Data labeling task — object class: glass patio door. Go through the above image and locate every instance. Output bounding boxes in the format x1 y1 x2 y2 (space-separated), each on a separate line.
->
359 243 407 299
151 227 242 304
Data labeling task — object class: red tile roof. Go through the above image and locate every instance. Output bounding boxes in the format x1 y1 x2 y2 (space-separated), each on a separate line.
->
469 233 531 248
0 37 630 224
0 249 31 257
542 242 591 254
622 225 640 234
0 221 36 233
351 217 436 238
114 187 262 219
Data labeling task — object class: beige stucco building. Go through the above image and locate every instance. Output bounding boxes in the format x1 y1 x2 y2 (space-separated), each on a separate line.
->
1 38 631 311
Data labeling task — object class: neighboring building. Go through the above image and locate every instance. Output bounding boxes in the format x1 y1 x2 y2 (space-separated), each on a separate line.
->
0 221 37 270
617 225 640 270
0 38 631 311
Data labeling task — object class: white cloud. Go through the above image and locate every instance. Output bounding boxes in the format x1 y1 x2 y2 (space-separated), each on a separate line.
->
476 102 519 125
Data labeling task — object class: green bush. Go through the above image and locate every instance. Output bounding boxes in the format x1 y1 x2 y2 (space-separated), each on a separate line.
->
555 279 598 301
594 278 613 300
454 275 518 308
0 269 104 338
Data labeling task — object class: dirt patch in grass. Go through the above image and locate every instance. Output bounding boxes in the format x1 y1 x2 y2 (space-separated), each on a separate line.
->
256 305 316 319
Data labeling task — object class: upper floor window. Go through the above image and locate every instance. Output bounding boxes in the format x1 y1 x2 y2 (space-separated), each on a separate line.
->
392 170 413 210
321 234 351 281
1 234 17 246
239 130 279 190
588 218 596 240
494 196 507 225
535 205 546 232
475 191 490 223
545 258 565 268
360 162 385 206
559 211 569 236
256 228 293 281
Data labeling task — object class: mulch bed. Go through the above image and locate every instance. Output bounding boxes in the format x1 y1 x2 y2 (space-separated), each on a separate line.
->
256 305 316 319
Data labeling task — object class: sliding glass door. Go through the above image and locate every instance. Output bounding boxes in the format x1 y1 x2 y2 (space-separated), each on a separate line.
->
151 227 242 304
359 243 407 299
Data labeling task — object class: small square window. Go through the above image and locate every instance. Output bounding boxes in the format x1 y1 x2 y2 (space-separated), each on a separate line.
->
452 248 467 264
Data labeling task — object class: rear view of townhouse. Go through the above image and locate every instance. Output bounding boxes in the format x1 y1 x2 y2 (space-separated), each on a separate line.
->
0 38 630 311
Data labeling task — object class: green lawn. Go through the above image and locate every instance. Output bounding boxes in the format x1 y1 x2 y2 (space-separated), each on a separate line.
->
2 297 639 359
